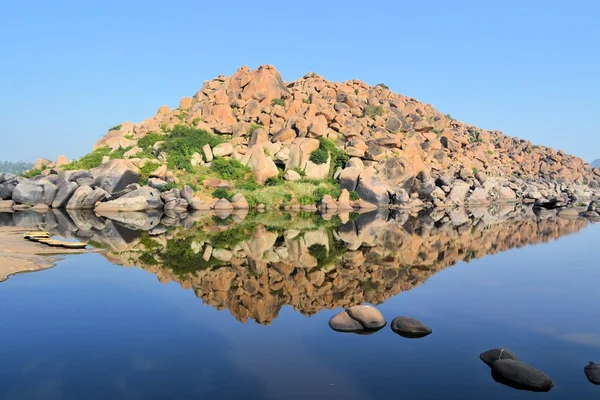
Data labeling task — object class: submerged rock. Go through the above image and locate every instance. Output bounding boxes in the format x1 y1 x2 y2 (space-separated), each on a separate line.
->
480 348 519 367
345 305 386 330
491 359 554 392
584 362 600 385
390 316 432 338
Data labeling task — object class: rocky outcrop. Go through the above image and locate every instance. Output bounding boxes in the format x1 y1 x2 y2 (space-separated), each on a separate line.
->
91 159 140 194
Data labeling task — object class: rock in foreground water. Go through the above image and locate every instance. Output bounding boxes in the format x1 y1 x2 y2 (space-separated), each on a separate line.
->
491 359 554 392
346 305 386 330
391 316 432 338
480 348 519 366
328 311 365 333
584 362 600 385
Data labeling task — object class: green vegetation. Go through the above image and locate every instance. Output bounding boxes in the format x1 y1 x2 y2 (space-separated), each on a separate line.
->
192 117 202 126
365 105 385 118
472 167 479 175
271 97 285 107
212 188 232 200
62 147 112 170
211 157 252 180
309 138 349 176
375 83 389 89
487 150 494 155
445 113 456 121
138 161 160 185
248 123 263 135
468 128 482 143
177 112 188 121
349 190 360 201
354 89 359 95
160 125 224 171
21 168 43 178
137 132 164 150
0 161 34 175
108 124 122 131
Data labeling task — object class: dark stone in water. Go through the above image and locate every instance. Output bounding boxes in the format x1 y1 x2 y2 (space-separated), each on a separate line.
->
491 359 554 392
584 362 600 385
479 348 519 366
391 316 432 338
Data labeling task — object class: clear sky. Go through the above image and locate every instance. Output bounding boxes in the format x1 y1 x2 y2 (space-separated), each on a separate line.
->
1 0 598 163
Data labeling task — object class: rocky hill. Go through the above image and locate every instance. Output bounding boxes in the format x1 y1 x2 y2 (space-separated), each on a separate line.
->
1 65 599 212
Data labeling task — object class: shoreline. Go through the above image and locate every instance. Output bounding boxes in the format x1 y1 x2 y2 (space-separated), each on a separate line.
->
0 227 96 282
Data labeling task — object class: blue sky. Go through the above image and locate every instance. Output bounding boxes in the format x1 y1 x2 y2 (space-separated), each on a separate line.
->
1 0 598 162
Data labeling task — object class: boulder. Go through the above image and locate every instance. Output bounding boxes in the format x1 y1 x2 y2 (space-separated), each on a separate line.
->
328 311 365 333
180 185 195 203
189 197 210 211
319 194 338 211
346 305 386 330
285 138 320 171
491 359 554 392
212 143 234 157
120 187 163 209
12 182 44 205
95 196 149 213
34 158 52 170
81 187 109 209
91 159 140 194
65 185 94 209
164 198 188 212
0 180 17 200
448 180 470 205
584 362 600 385
356 167 390 207
337 189 353 210
161 189 180 203
55 155 69 167
230 193 249 209
283 170 301 181
214 198 234 211
390 317 432 338
148 178 168 191
240 145 279 184
51 181 79 208
480 348 519 367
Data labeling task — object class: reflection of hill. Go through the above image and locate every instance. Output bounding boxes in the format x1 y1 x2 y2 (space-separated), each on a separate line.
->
0 206 594 324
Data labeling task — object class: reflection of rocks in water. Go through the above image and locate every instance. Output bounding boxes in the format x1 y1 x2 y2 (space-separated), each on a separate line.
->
0 204 597 325
391 316 432 339
491 359 554 392
585 362 600 385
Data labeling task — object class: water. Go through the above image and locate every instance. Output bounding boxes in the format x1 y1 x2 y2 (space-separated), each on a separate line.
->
0 206 599 399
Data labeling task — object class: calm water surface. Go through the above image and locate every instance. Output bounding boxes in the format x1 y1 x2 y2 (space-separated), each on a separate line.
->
0 207 599 399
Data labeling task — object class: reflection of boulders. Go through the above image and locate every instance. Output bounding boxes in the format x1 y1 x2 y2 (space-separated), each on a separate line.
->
346 305 386 331
391 316 432 338
585 362 600 385
1 204 597 325
491 359 554 392
329 310 365 333
479 348 518 367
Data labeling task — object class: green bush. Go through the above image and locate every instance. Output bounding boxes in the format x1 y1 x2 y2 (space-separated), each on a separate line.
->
445 113 456 121
210 157 252 180
22 168 43 178
108 124 122 131
163 182 177 191
177 112 188 121
161 125 224 171
365 105 385 118
138 132 164 150
375 83 389 89
62 147 112 170
271 97 285 107
309 147 329 165
349 190 360 201
212 188 232 200
472 167 479 175
138 162 160 185
309 138 349 175
192 117 202 126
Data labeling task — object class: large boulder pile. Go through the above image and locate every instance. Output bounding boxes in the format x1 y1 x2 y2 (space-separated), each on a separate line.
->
10 64 600 211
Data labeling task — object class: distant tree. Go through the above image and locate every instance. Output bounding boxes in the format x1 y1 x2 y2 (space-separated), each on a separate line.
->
0 161 34 175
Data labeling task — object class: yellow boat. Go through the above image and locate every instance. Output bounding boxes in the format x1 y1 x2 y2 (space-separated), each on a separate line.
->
61 241 88 249
23 231 50 240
